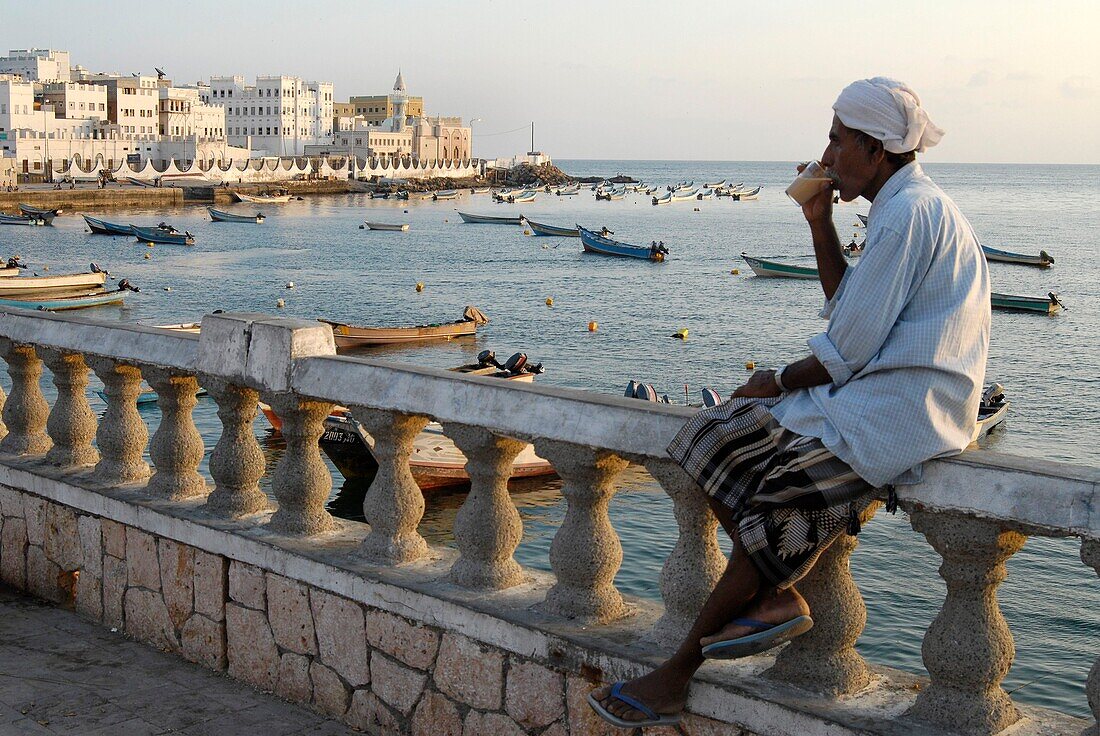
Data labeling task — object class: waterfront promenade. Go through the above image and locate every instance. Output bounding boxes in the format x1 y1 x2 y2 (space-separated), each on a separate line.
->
0 306 1094 735
0 586 353 735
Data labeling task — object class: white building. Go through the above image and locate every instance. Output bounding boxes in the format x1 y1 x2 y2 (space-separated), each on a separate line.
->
206 75 333 156
0 76 38 135
41 82 108 122
159 86 224 139
0 49 71 83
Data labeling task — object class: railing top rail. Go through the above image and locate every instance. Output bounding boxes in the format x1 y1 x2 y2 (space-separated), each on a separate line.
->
0 307 198 370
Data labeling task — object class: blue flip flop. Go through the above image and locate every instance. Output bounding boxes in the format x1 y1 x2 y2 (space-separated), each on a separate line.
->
701 615 814 660
586 681 682 729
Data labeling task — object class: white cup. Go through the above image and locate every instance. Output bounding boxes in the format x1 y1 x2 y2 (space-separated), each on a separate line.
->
785 161 833 205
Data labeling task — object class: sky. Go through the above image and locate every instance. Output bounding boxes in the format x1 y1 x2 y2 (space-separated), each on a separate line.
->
3 0 1098 163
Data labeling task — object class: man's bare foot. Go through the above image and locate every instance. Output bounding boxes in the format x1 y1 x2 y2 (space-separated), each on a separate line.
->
589 666 689 724
699 587 810 648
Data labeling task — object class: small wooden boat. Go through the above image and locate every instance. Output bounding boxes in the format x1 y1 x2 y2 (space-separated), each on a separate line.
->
982 246 1054 268
364 221 410 232
208 208 265 223
470 187 491 194
652 191 673 206
972 383 1009 443
0 268 22 278
433 189 459 201
595 188 625 201
235 192 292 204
83 214 134 235
19 204 62 224
152 322 201 333
508 191 537 204
525 219 579 237
555 185 581 196
703 179 726 188
132 225 194 246
0 280 138 311
0 270 109 296
991 292 1063 314
729 186 761 200
320 305 489 349
856 213 869 226
671 188 700 202
579 226 668 261
742 253 819 279
697 188 714 200
458 212 524 225
0 213 45 226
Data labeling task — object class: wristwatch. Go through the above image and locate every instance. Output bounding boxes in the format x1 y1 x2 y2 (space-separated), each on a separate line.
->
773 365 789 393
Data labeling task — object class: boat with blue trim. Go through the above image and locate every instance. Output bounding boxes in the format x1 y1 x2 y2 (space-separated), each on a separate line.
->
83 214 134 235
132 224 194 245
458 212 524 225
578 226 668 261
982 246 1054 268
208 208 265 223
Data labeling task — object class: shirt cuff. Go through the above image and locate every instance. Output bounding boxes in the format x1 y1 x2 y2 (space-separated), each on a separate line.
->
818 266 853 320
808 332 853 386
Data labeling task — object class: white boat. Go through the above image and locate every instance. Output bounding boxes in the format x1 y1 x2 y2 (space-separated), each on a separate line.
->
0 271 108 296
364 222 410 232
235 192 292 204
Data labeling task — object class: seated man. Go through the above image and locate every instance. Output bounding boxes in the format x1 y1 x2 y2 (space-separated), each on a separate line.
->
589 77 990 729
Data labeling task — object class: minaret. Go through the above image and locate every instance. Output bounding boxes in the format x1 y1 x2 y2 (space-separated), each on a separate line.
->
391 70 408 132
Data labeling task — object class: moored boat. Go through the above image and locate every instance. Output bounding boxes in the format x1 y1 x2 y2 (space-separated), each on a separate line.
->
671 188 700 202
0 213 45 226
319 305 489 349
0 280 138 311
651 191 673 206
991 291 1063 314
19 204 62 224
982 246 1054 268
578 226 669 261
0 270 109 296
525 219 579 237
433 189 459 201
132 225 194 246
82 214 134 235
458 211 524 225
741 253 819 279
208 207 265 223
470 187 491 194
364 221 410 232
703 179 726 188
729 186 761 200
856 213 869 226
235 191 292 204
507 191 537 204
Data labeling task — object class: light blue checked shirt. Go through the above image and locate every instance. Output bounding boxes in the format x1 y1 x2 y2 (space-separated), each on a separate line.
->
770 162 990 487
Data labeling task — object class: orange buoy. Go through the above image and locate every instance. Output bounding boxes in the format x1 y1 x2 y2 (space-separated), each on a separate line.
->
416 282 424 292
730 268 740 275
588 321 598 332
745 361 755 370
545 297 553 307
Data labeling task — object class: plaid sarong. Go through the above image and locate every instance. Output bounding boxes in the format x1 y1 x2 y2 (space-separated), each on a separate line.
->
668 397 875 588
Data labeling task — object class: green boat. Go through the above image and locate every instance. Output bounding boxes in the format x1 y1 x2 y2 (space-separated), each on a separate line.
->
741 253 819 279
991 292 1063 314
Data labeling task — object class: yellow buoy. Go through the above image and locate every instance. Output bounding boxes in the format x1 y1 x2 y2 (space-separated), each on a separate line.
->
276 298 285 308
524 229 531 236
745 361 755 370
588 321 598 332
286 281 295 289
730 268 740 275
545 297 553 307
672 328 688 340
42 265 49 271
143 252 151 260
146 242 154 247
415 282 424 292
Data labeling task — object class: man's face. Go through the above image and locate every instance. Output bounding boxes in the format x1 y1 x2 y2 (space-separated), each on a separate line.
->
821 115 878 202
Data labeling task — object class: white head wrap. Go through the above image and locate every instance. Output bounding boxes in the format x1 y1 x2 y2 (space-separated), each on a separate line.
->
833 77 944 154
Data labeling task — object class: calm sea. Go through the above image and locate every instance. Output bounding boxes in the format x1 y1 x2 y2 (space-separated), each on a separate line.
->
4 159 1098 717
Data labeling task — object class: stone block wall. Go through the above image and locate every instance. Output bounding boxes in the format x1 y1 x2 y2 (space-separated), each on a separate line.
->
0 485 746 735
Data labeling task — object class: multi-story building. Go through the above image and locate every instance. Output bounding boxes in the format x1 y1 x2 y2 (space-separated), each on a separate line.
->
206 75 333 156
0 76 38 134
159 86 224 139
41 82 108 122
348 92 422 125
77 74 161 135
0 49 71 83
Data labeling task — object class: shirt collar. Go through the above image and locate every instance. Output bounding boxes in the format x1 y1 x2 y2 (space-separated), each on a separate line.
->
869 161 922 219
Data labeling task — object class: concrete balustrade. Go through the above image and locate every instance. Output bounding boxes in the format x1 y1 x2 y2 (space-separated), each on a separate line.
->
1082 539 1100 735
0 340 51 457
0 305 1097 736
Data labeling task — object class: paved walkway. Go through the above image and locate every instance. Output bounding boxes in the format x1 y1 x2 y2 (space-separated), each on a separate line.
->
0 586 356 735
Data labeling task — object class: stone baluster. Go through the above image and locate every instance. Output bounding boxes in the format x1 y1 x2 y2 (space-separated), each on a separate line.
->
89 358 150 485
266 393 335 535
445 424 525 589
40 349 98 469
533 440 628 623
202 377 268 517
354 407 429 564
1081 539 1100 735
643 458 724 646
0 340 51 457
767 500 881 695
144 367 206 501
906 511 1025 735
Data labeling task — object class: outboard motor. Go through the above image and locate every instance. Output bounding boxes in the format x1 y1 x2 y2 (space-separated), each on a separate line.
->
503 352 528 375
624 380 639 398
635 383 659 402
981 383 1005 406
701 388 722 408
90 262 109 276
477 350 503 369
118 279 140 293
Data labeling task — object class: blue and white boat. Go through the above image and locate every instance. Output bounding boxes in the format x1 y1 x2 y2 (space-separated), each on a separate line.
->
578 226 668 262
525 219 580 237
0 213 45 226
132 224 194 245
982 245 1054 268
458 212 524 225
651 191 672 206
0 280 139 311
19 204 62 224
208 207 265 223
83 214 134 235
